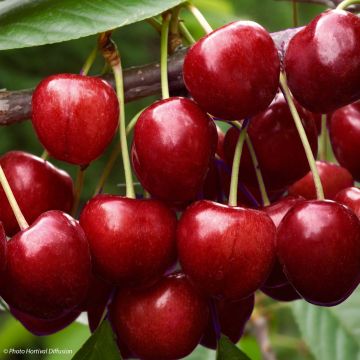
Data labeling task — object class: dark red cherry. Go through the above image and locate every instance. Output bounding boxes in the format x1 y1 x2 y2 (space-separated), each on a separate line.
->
261 283 301 302
223 93 318 190
183 21 280 120
0 223 5 275
80 194 177 286
335 187 360 218
131 97 217 205
201 294 254 350
10 307 80 336
1 211 91 319
277 200 360 306
177 200 276 300
288 161 353 200
32 74 119 165
329 101 360 180
285 10 360 113
0 151 74 236
110 273 209 360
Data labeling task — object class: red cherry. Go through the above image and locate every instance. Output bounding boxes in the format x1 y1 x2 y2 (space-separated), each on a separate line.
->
80 195 177 286
131 97 217 205
335 187 360 218
277 200 360 306
201 295 254 350
0 223 6 275
223 93 318 190
261 283 301 302
32 74 119 165
284 10 360 113
177 200 276 300
329 101 360 180
288 161 353 200
110 273 209 360
1 211 91 319
183 21 280 120
0 151 74 236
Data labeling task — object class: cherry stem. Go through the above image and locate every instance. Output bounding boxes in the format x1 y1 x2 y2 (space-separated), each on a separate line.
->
280 72 324 200
80 46 98 76
72 167 86 216
146 18 162 33
186 2 213 34
228 120 249 207
336 0 360 10
319 114 328 161
0 165 28 230
161 13 171 99
179 21 196 44
292 0 299 27
41 150 49 160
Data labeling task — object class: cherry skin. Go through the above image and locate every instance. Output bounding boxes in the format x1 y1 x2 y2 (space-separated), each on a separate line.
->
284 10 360 113
80 194 177 286
0 151 74 236
0 223 6 275
223 92 318 191
183 21 280 120
177 200 276 300
131 97 217 205
32 74 119 166
288 161 353 200
261 283 301 302
201 294 254 350
110 273 209 360
1 210 91 319
329 101 360 180
277 200 360 306
335 187 360 218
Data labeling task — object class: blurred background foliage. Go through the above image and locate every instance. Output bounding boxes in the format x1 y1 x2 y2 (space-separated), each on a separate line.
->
0 0 329 359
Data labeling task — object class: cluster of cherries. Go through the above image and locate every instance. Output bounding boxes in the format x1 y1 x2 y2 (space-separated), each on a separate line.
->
1 6 360 360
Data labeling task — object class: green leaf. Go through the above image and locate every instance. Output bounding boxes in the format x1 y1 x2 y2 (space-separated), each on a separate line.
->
0 0 185 50
71 320 121 360
217 335 252 360
291 289 360 360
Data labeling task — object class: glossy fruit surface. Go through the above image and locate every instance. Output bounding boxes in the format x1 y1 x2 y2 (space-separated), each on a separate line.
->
329 101 360 180
335 187 360 218
0 223 5 275
177 200 276 300
288 161 353 200
285 10 360 113
131 97 217 205
0 151 74 236
201 294 254 350
80 195 177 286
1 211 91 319
32 74 119 165
183 21 280 120
223 93 318 190
110 273 209 360
261 283 301 302
277 200 360 306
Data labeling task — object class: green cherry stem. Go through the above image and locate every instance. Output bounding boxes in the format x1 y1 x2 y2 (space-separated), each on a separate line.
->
161 13 171 99
292 0 299 27
186 2 213 34
336 0 360 10
71 166 86 216
80 46 98 76
41 150 49 160
146 18 162 33
319 114 328 161
0 165 28 230
179 21 196 44
280 72 324 200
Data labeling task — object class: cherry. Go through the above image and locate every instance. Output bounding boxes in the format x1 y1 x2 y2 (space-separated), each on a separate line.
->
131 97 217 205
261 283 301 302
335 187 360 218
201 294 254 350
80 194 177 286
288 161 353 200
177 200 276 300
284 10 360 113
277 200 360 306
329 101 360 180
0 151 74 236
0 223 5 276
183 21 280 120
1 210 91 319
223 92 318 190
110 273 209 360
32 74 119 166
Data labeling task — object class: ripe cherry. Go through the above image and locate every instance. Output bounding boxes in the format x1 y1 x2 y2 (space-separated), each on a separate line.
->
1 211 91 319
261 283 301 302
329 101 360 180
277 200 360 306
110 273 209 360
32 74 119 166
0 223 5 275
288 161 353 200
183 21 280 120
177 200 276 300
131 97 217 205
80 195 177 286
284 10 360 113
335 187 360 218
0 151 74 236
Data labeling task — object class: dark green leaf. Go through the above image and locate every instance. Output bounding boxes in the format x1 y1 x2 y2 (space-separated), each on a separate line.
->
217 335 252 360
